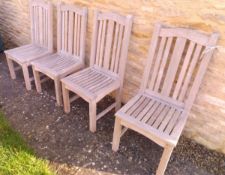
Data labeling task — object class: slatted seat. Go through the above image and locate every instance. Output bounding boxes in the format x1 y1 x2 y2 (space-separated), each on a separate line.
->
62 66 120 102
116 91 185 146
5 0 53 90
31 3 87 105
32 53 82 78
61 10 133 132
112 23 219 175
5 44 49 64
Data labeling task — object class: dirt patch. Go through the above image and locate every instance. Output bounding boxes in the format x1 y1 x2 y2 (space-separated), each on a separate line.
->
0 53 225 175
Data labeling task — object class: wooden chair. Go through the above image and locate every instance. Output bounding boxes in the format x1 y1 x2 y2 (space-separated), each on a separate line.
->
31 3 87 106
5 0 53 90
112 23 219 175
61 10 133 132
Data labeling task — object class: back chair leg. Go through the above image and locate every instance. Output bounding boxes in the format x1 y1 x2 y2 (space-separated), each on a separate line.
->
32 67 42 93
156 145 174 175
112 117 122 151
62 83 70 113
89 101 97 132
6 57 16 79
22 65 31 90
115 88 122 111
54 78 63 106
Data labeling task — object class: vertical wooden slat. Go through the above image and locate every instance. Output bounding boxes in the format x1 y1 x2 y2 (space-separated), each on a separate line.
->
95 20 103 65
161 38 186 96
30 2 35 44
76 14 81 56
39 6 43 46
178 44 202 101
57 3 62 53
64 10 68 52
90 10 99 66
140 23 162 92
73 13 78 55
103 20 114 69
68 11 74 55
172 41 195 100
79 8 87 62
110 23 119 71
148 37 166 90
154 37 173 92
98 20 107 67
61 11 65 52
47 2 53 52
114 25 124 73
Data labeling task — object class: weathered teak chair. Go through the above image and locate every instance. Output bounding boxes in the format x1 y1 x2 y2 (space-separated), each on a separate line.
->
31 3 87 106
112 23 219 175
61 11 133 132
5 0 53 90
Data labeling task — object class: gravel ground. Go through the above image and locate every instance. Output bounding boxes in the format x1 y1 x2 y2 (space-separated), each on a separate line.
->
0 53 225 175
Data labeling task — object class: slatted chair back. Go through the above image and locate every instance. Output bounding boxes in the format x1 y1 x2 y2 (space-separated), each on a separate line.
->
30 0 53 52
57 3 87 62
140 23 219 111
90 10 133 80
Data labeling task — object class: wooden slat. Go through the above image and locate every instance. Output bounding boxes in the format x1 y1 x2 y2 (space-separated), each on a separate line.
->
158 108 176 132
110 22 120 71
103 20 114 69
164 110 181 135
135 98 154 120
153 37 173 91
68 11 74 55
161 38 186 96
172 41 195 100
140 23 162 91
114 24 124 73
148 37 167 90
178 44 202 101
95 20 103 66
147 103 165 126
98 20 107 67
141 101 161 123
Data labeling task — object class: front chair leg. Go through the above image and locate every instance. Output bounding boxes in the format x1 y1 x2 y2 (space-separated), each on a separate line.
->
115 88 122 111
62 83 70 113
89 101 97 132
32 67 42 93
112 117 122 151
156 145 174 175
22 65 31 90
6 57 16 79
54 78 62 106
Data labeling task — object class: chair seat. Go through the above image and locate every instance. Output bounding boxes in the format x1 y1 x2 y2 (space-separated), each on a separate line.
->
31 53 84 78
5 44 49 64
116 92 186 146
61 66 120 102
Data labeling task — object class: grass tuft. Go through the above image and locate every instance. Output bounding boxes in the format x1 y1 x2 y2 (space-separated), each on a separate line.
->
0 111 55 175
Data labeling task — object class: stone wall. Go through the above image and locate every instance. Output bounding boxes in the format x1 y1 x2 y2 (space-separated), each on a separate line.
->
0 0 225 154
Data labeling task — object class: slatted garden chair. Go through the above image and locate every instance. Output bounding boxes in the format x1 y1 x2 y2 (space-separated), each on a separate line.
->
61 10 133 132
112 23 219 175
5 0 53 90
31 3 87 106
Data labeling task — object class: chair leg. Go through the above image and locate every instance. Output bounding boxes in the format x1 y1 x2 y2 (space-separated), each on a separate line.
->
89 101 97 132
6 57 16 79
112 117 122 152
22 65 31 90
115 88 122 111
54 78 62 106
32 67 42 93
62 83 70 113
156 145 174 175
